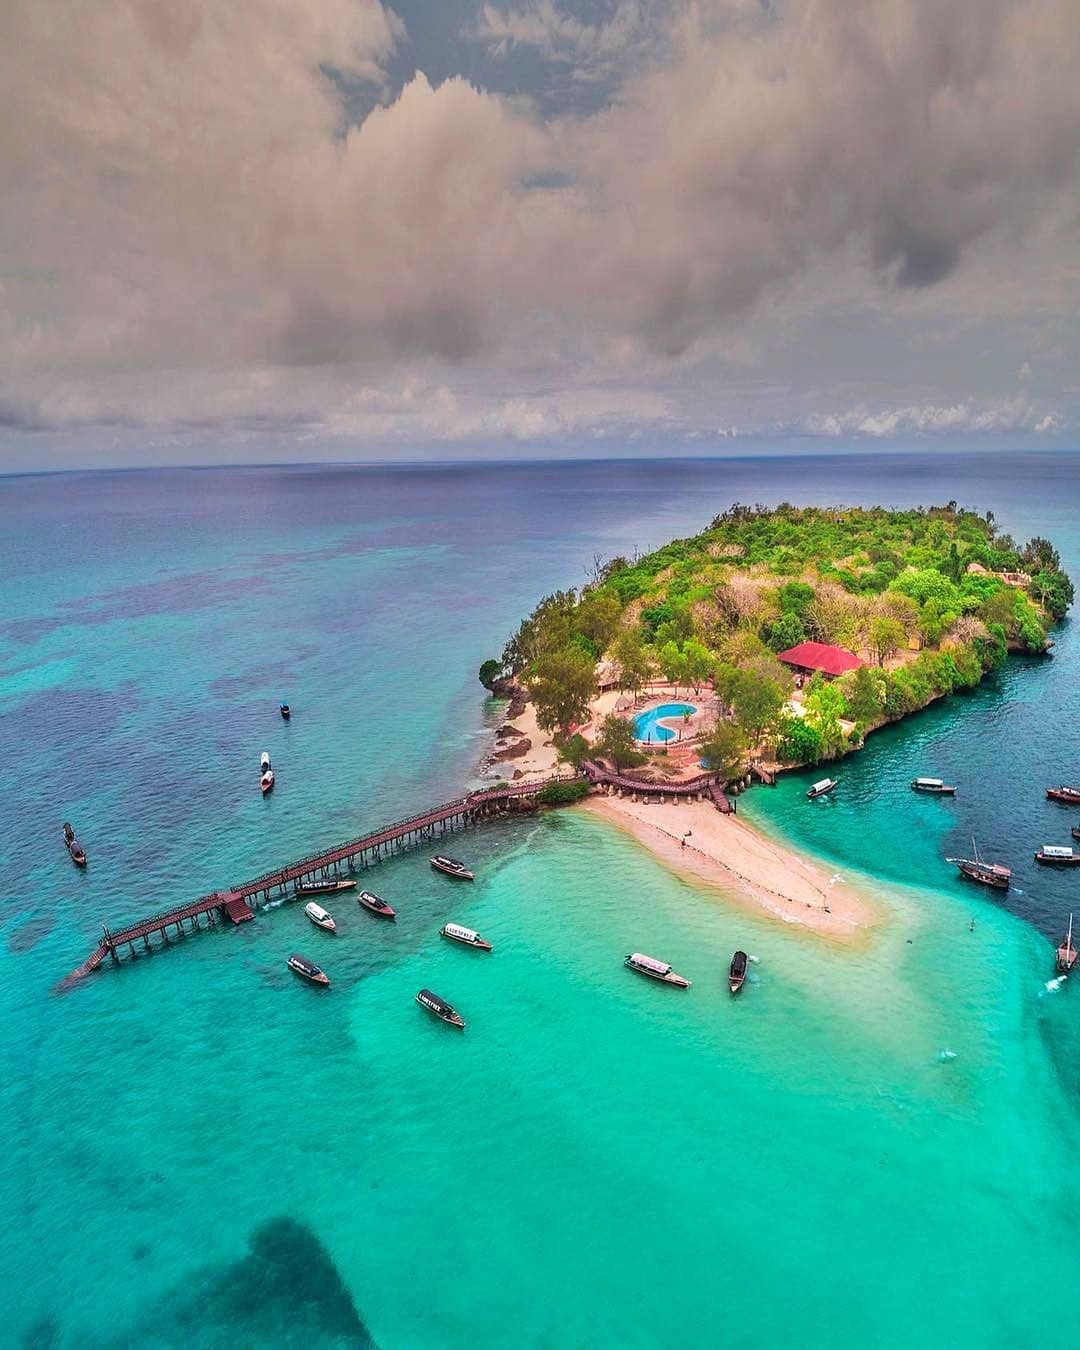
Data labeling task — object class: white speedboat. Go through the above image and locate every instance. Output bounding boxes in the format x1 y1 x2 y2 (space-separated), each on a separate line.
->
624 952 691 987
260 751 271 772
304 901 337 932
440 922 492 951
806 777 837 800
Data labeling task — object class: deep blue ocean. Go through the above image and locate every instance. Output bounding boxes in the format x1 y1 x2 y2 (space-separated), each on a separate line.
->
3 452 1079 1349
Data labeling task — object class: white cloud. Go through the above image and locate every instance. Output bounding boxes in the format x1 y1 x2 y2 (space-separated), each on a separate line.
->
806 398 1062 439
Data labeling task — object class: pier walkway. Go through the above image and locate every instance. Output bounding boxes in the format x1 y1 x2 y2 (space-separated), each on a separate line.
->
582 761 732 811
64 775 563 985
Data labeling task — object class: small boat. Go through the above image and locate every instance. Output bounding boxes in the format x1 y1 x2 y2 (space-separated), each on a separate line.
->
416 988 465 1028
624 952 691 987
911 777 957 795
440 922 492 951
287 953 329 986
358 890 396 918
1056 913 1077 974
1035 845 1080 867
728 949 748 994
62 822 87 867
294 877 356 898
431 855 475 880
279 703 291 720
946 838 1011 891
304 901 337 932
806 777 837 800
1046 786 1080 805
1072 826 1080 843
260 768 275 795
260 752 271 772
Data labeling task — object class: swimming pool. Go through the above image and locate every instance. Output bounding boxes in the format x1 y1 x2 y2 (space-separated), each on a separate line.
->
631 702 697 743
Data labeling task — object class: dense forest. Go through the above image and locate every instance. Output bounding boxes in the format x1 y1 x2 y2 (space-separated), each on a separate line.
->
482 504 1073 771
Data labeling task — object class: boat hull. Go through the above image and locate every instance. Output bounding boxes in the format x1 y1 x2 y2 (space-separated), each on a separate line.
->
953 863 1009 890
441 929 492 951
1046 788 1080 804
288 960 329 986
1056 948 1077 974
359 892 395 918
624 961 690 988
912 784 957 795
295 879 356 897
430 858 474 880
416 991 465 1028
1036 853 1080 866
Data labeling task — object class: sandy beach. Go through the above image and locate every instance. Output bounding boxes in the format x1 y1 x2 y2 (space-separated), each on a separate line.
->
584 793 877 941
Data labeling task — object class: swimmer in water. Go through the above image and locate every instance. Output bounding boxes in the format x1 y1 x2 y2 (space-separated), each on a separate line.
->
970 917 975 932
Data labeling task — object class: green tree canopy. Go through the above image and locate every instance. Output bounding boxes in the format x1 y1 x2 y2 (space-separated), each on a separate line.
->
595 713 647 769
529 646 597 732
698 720 747 778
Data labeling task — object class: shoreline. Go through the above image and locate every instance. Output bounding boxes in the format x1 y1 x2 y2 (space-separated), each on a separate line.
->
583 793 878 942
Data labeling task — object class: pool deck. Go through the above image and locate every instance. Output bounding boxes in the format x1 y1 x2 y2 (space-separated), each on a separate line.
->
632 695 713 745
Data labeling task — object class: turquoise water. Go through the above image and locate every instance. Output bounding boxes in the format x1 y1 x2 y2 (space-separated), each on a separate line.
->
3 455 1080 1348
631 701 696 743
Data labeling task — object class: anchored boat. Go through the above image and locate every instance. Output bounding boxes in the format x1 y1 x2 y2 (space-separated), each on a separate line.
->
911 777 957 795
440 922 492 951
1057 914 1077 974
946 838 1011 891
431 855 474 880
806 777 837 800
62 822 87 867
416 988 465 1028
260 768 275 794
304 901 337 932
287 953 330 986
294 877 356 897
279 703 291 720
1035 844 1080 866
728 949 748 994
1046 786 1080 805
358 890 396 918
624 952 691 987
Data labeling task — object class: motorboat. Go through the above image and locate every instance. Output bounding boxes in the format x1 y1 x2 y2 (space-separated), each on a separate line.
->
287 953 329 986
260 752 271 772
806 777 837 800
358 890 396 918
294 877 356 897
911 777 957 795
1046 786 1080 805
624 952 691 987
440 922 492 952
946 838 1011 891
1056 914 1077 974
260 768 275 795
304 901 337 932
280 703 291 720
1072 826 1080 843
416 988 465 1028
728 950 748 994
1035 844 1080 866
431 855 475 880
62 822 87 867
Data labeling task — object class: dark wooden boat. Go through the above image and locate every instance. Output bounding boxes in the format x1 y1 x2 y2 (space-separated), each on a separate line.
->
287 953 329 986
294 877 356 897
358 890 395 918
728 949 748 994
416 988 465 1028
62 822 87 867
1035 845 1080 866
441 922 492 951
911 777 957 795
1046 786 1080 805
280 703 291 720
806 777 837 800
1056 914 1077 974
431 855 474 880
1072 826 1080 843
624 952 691 987
946 838 1010 891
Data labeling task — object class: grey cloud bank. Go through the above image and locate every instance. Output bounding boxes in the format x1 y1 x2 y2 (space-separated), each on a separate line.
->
1 0 1078 465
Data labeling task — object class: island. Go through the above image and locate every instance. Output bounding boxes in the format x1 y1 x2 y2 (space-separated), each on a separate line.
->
481 504 1073 937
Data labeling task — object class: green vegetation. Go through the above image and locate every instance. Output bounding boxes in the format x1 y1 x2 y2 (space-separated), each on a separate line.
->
535 779 591 806
478 659 504 691
595 714 647 770
501 504 1071 771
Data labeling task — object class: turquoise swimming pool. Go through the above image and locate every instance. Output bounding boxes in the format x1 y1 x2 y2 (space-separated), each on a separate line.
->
632 702 696 743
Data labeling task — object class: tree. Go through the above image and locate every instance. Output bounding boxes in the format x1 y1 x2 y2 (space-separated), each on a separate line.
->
658 640 689 694
478 659 503 691
612 628 652 694
502 590 578 673
682 638 714 691
1030 569 1074 619
698 721 747 778
596 714 646 770
556 732 591 770
764 611 804 653
844 665 884 723
1022 536 1061 572
867 616 906 666
803 679 848 759
576 592 622 654
726 669 786 748
529 647 597 732
776 715 824 765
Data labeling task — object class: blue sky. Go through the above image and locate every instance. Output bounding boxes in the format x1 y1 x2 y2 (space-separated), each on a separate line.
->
2 1 1078 470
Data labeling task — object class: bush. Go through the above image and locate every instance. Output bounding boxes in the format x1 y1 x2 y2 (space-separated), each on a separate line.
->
536 779 591 806
776 716 824 765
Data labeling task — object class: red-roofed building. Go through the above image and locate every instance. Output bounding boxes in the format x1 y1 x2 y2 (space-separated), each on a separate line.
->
777 641 863 680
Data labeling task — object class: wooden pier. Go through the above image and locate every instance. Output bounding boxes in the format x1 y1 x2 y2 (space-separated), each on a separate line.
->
582 761 732 811
63 776 563 985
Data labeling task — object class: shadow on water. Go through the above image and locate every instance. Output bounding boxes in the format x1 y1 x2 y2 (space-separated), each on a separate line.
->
38 1218 377 1350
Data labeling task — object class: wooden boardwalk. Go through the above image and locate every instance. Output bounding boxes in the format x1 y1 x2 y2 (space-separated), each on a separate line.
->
63 776 563 986
582 761 732 811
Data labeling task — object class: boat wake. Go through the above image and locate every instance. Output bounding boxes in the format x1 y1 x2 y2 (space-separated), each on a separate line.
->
1044 975 1068 993
937 1048 958 1062
261 897 287 911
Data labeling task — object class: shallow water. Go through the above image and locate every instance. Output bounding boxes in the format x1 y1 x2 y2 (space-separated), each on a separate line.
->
3 454 1080 1348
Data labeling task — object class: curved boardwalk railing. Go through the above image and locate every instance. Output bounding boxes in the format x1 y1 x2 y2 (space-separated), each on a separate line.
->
583 760 733 813
63 775 566 986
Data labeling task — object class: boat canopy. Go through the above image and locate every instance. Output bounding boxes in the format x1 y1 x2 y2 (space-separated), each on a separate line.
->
915 777 943 787
1042 845 1075 858
629 952 671 974
810 779 833 792
305 903 330 921
289 954 319 974
444 923 479 941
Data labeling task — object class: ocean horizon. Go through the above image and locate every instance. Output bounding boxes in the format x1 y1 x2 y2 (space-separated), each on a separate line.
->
4 451 1080 1348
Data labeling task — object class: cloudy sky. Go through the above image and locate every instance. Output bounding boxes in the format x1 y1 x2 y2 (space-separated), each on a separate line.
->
2 0 1078 469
